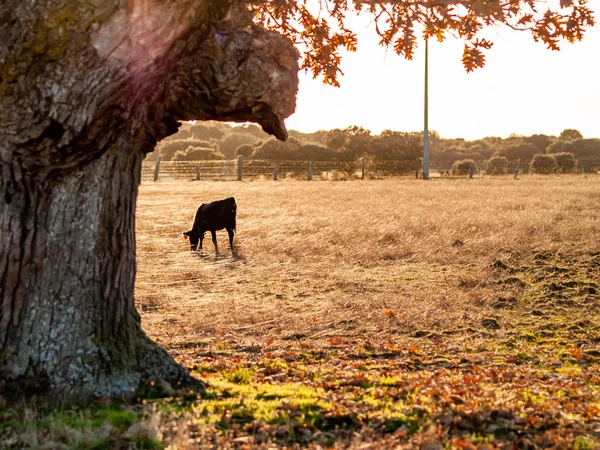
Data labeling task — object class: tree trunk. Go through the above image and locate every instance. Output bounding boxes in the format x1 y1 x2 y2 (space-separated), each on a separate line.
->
0 0 298 401
0 141 193 400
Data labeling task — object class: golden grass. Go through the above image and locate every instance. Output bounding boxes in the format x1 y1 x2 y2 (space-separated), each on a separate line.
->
4 176 600 450
135 175 600 348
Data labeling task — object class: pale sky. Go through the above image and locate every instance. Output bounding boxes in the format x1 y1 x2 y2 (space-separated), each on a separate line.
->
286 12 600 141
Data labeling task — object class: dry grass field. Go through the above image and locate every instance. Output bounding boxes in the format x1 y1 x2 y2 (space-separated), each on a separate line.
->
136 176 600 347
131 176 600 449
3 176 600 449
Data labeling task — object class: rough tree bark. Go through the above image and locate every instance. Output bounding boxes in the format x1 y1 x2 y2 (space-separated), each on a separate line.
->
0 0 298 401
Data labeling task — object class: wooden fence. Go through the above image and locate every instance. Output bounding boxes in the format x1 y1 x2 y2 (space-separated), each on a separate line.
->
142 157 600 182
142 158 417 181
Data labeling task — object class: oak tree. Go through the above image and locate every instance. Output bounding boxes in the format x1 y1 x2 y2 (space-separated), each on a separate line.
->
253 0 595 85
0 0 298 401
0 0 594 401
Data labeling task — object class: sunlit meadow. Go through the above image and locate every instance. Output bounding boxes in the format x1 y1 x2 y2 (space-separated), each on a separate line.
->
4 176 599 449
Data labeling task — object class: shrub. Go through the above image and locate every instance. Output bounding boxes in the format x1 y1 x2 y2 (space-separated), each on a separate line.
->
235 144 254 159
558 139 600 171
468 141 495 159
172 147 225 161
546 140 565 154
219 133 260 159
435 147 471 169
326 170 349 181
157 139 216 160
295 144 336 161
560 138 600 158
187 122 227 141
451 159 477 176
145 151 158 161
485 156 509 175
254 141 327 160
525 134 553 153
493 142 539 163
553 152 577 173
252 137 302 159
231 124 268 139
371 130 422 161
559 129 583 141
530 154 557 174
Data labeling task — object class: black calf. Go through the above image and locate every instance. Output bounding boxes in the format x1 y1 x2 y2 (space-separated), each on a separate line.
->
183 197 236 254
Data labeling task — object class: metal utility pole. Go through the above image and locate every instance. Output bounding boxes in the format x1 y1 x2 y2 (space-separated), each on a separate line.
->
423 39 430 180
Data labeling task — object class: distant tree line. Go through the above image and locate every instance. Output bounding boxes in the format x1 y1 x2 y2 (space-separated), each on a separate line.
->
148 123 600 174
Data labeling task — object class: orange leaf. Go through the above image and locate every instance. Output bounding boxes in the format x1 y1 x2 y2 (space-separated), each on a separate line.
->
436 29 444 42
454 439 476 450
518 14 533 25
569 348 585 359
408 345 421 355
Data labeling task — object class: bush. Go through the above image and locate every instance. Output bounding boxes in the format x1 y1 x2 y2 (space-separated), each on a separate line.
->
546 140 565 154
145 151 158 161
493 142 539 163
559 138 600 158
530 154 557 174
371 130 422 161
235 144 254 159
435 147 471 169
166 122 228 141
231 124 268 139
451 159 477 176
295 144 336 161
157 139 216 160
525 134 552 153
326 170 348 181
485 156 509 175
219 133 260 159
559 129 583 141
558 139 600 171
251 137 302 159
468 141 495 159
172 147 225 161
249 138 335 161
552 152 577 173
187 122 227 141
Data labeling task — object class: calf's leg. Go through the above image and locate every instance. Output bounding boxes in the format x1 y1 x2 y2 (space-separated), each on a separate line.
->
227 228 235 252
211 230 219 254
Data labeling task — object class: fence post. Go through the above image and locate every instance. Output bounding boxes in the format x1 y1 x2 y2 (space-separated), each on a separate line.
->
514 159 521 179
196 165 201 181
153 155 162 182
237 155 243 181
273 164 278 181
361 157 365 180
469 163 474 179
308 162 313 181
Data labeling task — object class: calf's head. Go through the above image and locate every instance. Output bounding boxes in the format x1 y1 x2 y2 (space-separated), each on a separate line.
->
183 230 200 251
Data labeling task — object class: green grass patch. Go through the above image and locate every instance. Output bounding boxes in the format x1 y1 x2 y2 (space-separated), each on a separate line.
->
193 378 333 427
223 367 254 384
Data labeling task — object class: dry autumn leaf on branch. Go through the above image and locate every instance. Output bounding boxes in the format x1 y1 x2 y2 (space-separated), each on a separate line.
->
250 0 595 83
